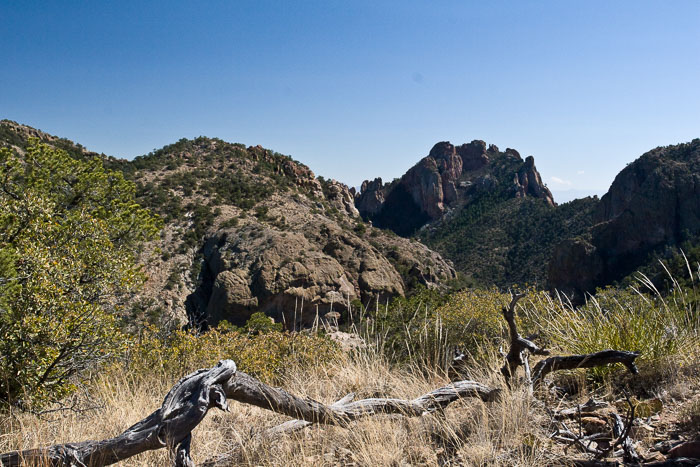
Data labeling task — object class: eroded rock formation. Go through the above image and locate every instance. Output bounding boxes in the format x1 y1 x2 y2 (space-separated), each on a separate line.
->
356 140 554 235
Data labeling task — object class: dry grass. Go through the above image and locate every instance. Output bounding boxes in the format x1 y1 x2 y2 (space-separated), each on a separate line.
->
3 273 699 466
0 346 555 466
2 346 700 466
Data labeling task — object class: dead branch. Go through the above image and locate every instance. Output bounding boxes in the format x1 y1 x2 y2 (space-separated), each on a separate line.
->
498 294 640 390
531 350 640 387
1 360 498 467
222 369 498 425
605 393 641 465
500 293 550 386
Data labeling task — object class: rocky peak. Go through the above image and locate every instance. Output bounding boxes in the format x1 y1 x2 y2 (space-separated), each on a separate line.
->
456 140 489 171
505 148 522 159
356 140 556 235
355 177 386 217
514 156 555 206
428 141 457 160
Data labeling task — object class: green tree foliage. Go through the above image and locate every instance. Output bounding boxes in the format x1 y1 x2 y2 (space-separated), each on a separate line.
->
0 141 160 406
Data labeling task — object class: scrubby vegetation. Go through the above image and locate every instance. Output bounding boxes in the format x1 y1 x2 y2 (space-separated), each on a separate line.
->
0 141 160 406
420 196 597 288
2 269 698 464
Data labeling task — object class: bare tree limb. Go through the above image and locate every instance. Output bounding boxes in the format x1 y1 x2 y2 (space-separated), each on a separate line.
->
500 293 550 387
497 294 640 391
0 360 237 467
531 350 640 387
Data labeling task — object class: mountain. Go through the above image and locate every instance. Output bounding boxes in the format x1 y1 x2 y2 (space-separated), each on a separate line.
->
549 139 700 296
0 120 456 328
5 118 699 310
355 141 597 287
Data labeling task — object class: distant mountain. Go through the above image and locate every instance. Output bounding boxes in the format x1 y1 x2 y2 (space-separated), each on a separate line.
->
355 141 597 287
0 120 456 328
549 139 700 296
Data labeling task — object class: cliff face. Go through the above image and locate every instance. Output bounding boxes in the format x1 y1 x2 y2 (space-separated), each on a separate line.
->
355 140 554 236
1 121 456 328
548 139 700 295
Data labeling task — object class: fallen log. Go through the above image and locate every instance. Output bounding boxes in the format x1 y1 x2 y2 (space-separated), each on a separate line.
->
1 360 498 467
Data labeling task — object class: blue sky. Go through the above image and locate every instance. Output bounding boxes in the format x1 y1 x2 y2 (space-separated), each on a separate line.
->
2 1 699 202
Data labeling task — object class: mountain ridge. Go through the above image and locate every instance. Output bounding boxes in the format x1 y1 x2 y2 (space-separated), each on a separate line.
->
4 119 699 316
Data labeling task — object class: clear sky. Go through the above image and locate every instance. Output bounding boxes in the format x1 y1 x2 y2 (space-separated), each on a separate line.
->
2 1 699 202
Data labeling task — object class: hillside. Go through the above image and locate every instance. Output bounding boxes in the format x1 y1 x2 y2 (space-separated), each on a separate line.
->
0 120 456 328
549 138 700 296
355 140 597 287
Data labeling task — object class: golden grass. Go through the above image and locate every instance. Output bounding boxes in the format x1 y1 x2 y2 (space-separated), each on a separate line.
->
3 273 699 466
0 346 554 466
3 341 700 466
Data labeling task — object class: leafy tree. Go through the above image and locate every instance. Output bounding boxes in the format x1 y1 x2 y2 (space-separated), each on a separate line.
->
0 141 160 406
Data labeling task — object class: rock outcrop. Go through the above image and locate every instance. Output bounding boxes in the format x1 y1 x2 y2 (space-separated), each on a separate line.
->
186 191 456 327
515 156 555 206
548 139 700 295
356 140 554 236
355 178 386 217
323 179 360 217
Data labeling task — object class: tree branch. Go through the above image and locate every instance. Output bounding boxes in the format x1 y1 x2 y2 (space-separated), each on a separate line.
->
531 350 640 387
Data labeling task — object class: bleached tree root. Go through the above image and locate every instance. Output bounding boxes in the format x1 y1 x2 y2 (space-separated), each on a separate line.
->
0 361 498 467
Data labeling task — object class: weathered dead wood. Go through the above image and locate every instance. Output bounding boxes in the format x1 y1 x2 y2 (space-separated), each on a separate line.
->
1 360 498 467
604 393 641 465
555 398 609 419
531 350 640 387
500 293 550 386
498 293 640 390
223 369 499 426
204 377 499 466
0 360 236 467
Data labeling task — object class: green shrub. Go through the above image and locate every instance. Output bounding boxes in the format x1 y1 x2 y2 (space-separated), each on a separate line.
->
245 311 283 335
0 142 160 406
126 326 341 384
524 279 699 378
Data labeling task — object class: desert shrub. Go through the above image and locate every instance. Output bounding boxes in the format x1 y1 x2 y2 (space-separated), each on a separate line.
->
0 142 160 406
244 311 283 335
126 326 341 384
